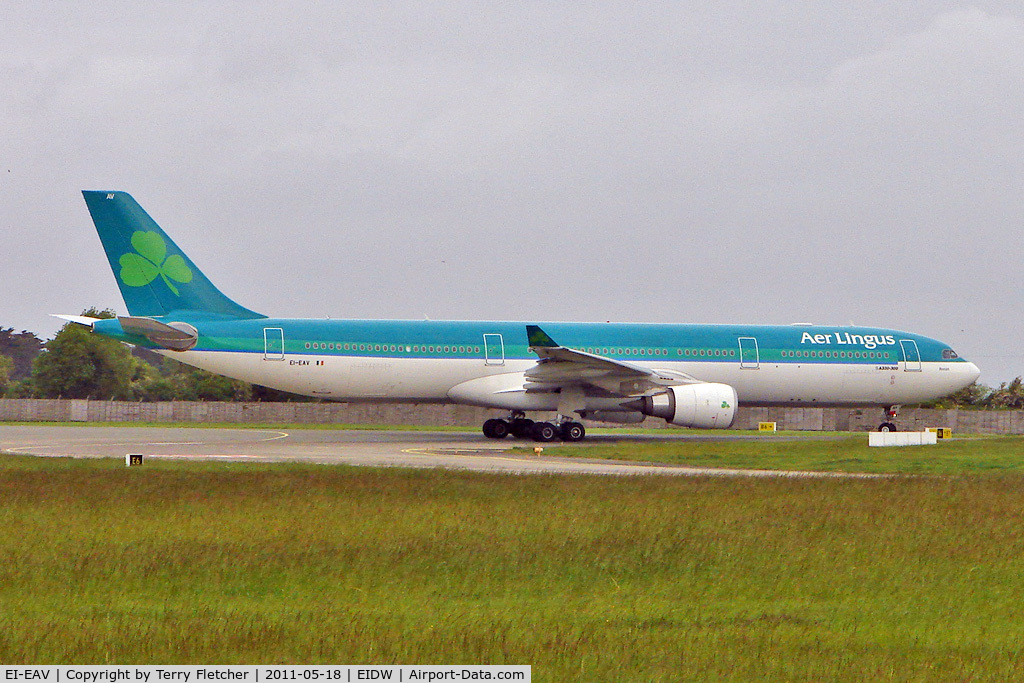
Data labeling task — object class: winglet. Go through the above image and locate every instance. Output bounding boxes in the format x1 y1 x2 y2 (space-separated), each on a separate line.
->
526 325 559 348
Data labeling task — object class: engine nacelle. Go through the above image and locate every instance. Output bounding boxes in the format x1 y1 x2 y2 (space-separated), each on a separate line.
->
634 383 737 429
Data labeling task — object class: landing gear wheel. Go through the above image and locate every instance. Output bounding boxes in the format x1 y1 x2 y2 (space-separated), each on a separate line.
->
510 418 535 439
879 405 900 433
560 421 586 442
483 418 510 439
531 422 559 442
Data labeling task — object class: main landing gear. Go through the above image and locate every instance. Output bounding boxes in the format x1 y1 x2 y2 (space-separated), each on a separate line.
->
483 411 587 442
878 405 900 432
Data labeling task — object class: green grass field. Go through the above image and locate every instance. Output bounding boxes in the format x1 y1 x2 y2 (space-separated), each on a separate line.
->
2 438 1024 680
543 433 1024 475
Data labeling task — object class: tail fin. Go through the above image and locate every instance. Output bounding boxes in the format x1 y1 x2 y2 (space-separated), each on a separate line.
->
82 191 264 319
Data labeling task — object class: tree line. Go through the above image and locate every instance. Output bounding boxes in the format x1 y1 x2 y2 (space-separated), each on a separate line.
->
921 378 1024 410
1 311 1021 407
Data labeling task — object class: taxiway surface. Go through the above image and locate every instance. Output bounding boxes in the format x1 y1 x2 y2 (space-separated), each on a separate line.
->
0 425 868 478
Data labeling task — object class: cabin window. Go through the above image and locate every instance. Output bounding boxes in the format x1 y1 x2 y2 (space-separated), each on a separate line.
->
942 349 959 359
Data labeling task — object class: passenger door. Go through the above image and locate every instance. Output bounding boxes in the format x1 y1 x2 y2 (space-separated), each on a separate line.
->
264 327 285 360
738 337 759 369
900 339 921 372
484 333 505 366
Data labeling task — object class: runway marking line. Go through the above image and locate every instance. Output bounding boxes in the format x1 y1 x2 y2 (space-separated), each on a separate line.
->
149 454 264 459
402 447 528 463
1 430 290 457
400 447 888 478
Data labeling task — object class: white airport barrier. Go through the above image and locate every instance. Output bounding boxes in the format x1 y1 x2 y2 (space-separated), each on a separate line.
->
868 431 938 447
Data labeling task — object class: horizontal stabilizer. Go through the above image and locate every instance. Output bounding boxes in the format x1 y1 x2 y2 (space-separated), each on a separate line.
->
50 314 101 327
117 316 198 351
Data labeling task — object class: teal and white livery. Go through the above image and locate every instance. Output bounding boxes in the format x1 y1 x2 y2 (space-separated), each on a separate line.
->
59 191 980 441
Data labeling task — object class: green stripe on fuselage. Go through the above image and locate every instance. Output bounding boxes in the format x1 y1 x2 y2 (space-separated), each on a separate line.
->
92 318 965 365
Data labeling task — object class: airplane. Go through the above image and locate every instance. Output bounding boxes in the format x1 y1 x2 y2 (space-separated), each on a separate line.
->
56 191 980 442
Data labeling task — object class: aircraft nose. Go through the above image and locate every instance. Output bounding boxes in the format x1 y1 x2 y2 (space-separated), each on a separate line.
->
962 361 981 385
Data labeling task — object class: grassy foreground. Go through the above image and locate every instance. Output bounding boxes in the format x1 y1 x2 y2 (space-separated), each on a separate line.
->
2 455 1024 680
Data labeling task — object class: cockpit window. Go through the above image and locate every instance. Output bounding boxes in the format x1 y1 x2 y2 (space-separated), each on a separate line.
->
942 349 959 360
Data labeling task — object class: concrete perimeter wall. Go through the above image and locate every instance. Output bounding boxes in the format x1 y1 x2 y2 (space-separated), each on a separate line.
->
1 399 1023 434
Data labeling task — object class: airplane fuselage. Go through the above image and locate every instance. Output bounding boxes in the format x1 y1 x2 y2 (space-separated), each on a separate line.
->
94 317 978 410
74 190 981 440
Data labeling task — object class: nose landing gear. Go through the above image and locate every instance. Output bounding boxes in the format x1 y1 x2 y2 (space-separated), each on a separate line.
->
878 405 900 432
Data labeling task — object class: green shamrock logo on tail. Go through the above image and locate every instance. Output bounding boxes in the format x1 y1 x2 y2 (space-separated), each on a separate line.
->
119 231 193 295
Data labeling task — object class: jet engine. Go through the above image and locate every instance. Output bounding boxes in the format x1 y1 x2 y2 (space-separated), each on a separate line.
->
631 383 737 429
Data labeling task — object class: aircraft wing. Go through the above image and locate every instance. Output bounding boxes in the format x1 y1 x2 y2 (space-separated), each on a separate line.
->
525 325 698 397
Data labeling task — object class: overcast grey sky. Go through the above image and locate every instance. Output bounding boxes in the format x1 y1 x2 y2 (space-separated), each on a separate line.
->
2 2 1021 385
